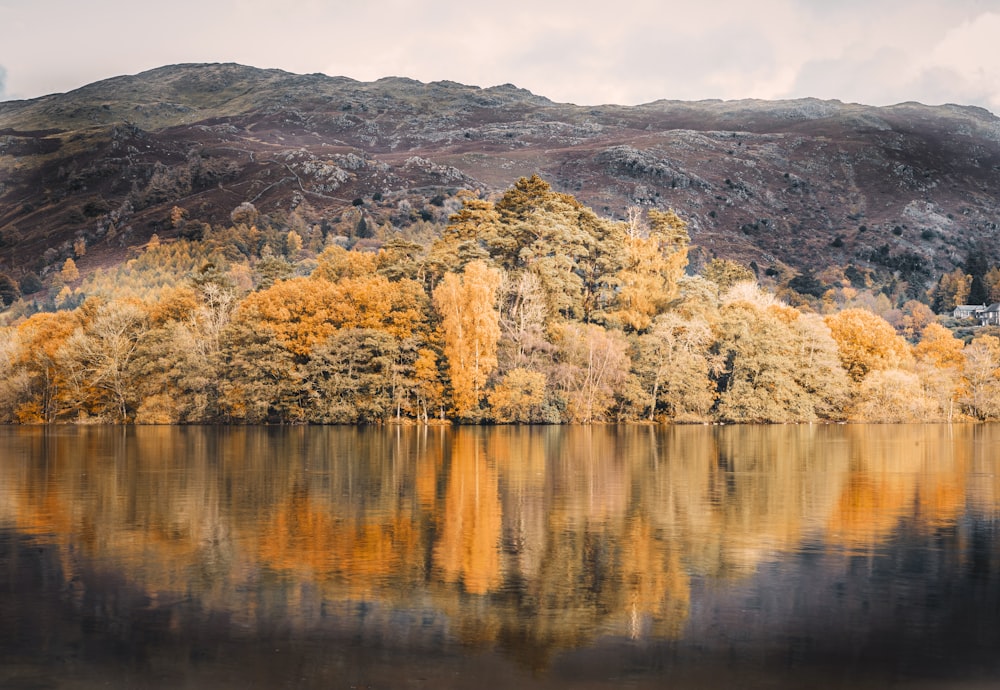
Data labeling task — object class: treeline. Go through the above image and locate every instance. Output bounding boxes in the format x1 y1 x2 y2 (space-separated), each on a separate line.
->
1 176 999 425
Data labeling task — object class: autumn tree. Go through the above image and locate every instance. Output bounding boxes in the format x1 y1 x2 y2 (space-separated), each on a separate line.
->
713 296 848 423
425 192 500 283
11 310 82 422
983 266 1000 304
898 300 936 340
170 205 187 228
961 334 1000 420
788 312 852 420
607 209 691 332
304 328 404 424
702 258 754 291
238 277 340 357
632 313 716 421
60 257 80 284
327 275 428 340
0 327 24 423
824 308 913 383
913 322 967 420
550 322 630 423
496 270 554 373
412 347 446 422
433 260 502 420
230 201 259 227
129 285 232 423
491 175 623 322
217 320 304 423
852 369 936 422
930 268 972 313
58 299 149 422
285 230 303 258
488 368 549 423
312 245 379 283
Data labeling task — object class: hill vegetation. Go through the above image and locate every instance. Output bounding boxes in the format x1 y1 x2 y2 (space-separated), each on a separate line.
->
2 63 1000 313
2 64 1000 424
1 175 998 425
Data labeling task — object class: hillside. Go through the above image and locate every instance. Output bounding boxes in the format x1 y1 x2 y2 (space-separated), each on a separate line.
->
2 62 1000 299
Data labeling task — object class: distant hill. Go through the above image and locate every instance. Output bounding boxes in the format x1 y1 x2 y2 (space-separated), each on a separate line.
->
2 62 1000 297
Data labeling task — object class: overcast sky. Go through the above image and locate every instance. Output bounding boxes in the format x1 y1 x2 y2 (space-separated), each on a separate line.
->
2 0 1000 113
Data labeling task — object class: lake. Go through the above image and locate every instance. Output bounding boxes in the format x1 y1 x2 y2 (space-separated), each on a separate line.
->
1 424 998 689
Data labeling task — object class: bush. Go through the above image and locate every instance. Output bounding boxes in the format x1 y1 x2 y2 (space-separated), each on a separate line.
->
0 273 19 306
788 272 826 298
18 273 43 295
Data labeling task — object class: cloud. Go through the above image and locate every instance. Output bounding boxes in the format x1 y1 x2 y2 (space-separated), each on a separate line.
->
919 11 1000 112
1 0 998 113
782 9 1000 113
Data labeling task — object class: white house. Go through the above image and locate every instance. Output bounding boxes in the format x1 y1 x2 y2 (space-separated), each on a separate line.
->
978 303 1000 327
953 304 985 320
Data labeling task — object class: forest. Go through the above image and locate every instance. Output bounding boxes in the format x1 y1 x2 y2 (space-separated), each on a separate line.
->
1 175 999 425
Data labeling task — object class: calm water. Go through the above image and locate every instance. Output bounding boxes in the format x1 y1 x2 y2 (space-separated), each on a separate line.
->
1 424 998 689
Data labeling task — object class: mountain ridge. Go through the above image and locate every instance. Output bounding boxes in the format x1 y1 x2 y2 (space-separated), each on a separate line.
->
2 62 999 303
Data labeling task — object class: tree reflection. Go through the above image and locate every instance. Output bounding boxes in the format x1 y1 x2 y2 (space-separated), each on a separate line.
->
0 423 997 672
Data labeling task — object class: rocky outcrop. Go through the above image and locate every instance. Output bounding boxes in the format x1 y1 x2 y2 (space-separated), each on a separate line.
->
1 63 999 287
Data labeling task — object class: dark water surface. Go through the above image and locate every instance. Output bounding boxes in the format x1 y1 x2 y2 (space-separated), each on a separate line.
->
1 424 998 689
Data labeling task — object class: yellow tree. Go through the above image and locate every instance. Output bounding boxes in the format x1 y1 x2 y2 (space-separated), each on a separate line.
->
413 347 446 422
702 257 755 291
0 327 24 423
433 260 502 420
825 308 913 383
58 299 150 422
237 277 340 357
962 334 1000 419
285 230 303 257
311 245 378 282
12 310 82 422
551 322 630 423
898 300 936 340
60 257 80 284
930 268 972 313
237 274 430 424
488 368 548 423
633 312 716 421
913 322 967 420
984 266 1000 304
914 323 966 370
327 275 427 340
713 299 848 423
852 369 937 422
608 210 690 332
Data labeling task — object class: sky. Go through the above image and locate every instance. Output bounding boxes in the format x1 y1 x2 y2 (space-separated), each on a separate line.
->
2 0 1000 114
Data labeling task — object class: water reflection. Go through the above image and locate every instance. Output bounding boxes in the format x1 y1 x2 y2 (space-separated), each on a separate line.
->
1 424 999 688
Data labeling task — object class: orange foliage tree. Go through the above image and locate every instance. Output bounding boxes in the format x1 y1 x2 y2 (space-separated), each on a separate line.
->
433 260 502 420
824 308 913 383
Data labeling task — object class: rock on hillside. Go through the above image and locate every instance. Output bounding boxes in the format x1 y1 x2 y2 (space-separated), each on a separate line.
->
1 62 999 293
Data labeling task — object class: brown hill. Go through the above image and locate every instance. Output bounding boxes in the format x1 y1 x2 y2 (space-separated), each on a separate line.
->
2 62 999 296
